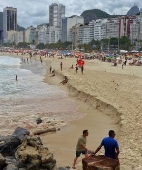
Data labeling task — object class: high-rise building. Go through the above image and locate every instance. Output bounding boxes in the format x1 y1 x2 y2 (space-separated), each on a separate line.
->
61 15 84 42
0 12 3 43
49 3 65 27
3 7 17 42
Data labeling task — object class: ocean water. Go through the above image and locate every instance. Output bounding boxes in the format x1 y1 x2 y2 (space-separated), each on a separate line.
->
0 56 83 135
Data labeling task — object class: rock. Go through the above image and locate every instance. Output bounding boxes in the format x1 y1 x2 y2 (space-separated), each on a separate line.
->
0 153 6 166
26 162 39 170
11 127 30 141
0 127 30 156
0 129 56 170
127 5 139 16
82 155 120 170
26 136 43 147
42 159 56 169
5 156 17 165
36 118 42 125
58 166 70 170
3 164 18 170
0 136 21 156
17 160 27 169
15 136 56 170
0 136 11 143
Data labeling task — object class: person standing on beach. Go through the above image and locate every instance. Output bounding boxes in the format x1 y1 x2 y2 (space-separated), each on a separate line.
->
75 64 78 73
40 58 42 64
94 130 120 160
16 75 18 81
81 65 84 75
60 62 63 71
72 130 90 169
49 66 52 73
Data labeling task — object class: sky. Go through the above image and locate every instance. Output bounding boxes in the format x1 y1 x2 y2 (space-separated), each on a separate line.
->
0 0 141 28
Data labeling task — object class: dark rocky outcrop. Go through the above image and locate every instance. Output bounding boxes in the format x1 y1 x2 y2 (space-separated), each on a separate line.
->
36 118 42 125
127 5 140 16
0 127 30 156
0 153 6 167
80 9 121 24
82 155 120 170
0 127 56 170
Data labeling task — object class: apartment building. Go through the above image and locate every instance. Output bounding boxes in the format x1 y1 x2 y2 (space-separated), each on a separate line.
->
24 26 36 43
3 7 17 42
47 26 61 44
69 24 80 48
49 3 65 27
61 15 84 42
78 25 90 44
37 25 48 45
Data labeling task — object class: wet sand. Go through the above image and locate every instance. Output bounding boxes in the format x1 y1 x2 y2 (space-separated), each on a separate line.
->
41 58 119 168
0 53 119 169
41 100 118 168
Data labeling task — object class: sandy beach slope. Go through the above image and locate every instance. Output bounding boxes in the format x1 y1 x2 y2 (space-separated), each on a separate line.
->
1 53 142 169
41 56 142 170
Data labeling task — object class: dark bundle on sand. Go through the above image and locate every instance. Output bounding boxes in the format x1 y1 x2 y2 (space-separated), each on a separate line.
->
82 155 120 170
0 127 56 170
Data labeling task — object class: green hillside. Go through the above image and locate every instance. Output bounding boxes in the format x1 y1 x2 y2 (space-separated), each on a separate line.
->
81 9 121 24
17 24 25 31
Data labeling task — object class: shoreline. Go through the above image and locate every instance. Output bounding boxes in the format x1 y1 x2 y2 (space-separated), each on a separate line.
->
39 56 142 170
40 57 120 167
1 52 142 169
0 53 119 168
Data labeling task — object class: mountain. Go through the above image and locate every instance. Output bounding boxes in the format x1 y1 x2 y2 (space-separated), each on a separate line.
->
0 12 25 31
17 25 25 31
81 9 121 24
127 5 139 16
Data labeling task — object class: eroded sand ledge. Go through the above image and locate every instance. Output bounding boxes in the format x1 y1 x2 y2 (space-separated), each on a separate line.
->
43 57 142 170
1 53 141 169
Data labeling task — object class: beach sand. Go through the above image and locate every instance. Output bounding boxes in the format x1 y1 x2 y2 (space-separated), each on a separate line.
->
1 53 142 169
41 56 142 170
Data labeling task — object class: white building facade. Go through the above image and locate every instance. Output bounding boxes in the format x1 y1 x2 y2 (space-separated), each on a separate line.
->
61 15 84 42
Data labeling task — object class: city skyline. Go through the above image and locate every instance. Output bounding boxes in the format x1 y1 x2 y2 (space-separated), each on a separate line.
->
0 0 141 28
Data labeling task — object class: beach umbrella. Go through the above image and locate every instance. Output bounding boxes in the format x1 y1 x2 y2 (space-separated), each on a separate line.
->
78 59 85 66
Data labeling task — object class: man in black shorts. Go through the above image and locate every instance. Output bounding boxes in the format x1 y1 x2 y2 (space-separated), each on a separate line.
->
72 130 90 169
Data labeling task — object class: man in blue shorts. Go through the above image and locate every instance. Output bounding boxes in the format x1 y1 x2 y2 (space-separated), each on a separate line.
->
72 130 90 169
94 130 120 159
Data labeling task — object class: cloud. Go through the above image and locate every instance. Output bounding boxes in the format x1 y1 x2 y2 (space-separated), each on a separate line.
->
0 0 141 28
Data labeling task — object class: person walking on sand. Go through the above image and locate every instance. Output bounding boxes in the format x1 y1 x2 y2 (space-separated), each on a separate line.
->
72 130 91 169
81 65 84 75
60 62 63 71
94 130 120 160
75 64 78 73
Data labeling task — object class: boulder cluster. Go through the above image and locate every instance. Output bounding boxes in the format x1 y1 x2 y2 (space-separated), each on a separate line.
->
0 127 56 170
